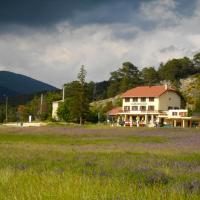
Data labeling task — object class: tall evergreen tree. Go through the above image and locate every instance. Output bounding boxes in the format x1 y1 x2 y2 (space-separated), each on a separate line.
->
58 81 81 122
57 66 90 124
77 65 89 125
107 62 140 97
193 52 200 73
141 67 159 85
158 57 195 85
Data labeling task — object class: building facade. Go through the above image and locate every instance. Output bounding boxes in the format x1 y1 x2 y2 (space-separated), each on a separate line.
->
111 85 200 127
52 100 63 120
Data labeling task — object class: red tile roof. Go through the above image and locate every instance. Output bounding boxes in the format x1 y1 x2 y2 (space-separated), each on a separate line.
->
121 85 176 98
107 107 122 116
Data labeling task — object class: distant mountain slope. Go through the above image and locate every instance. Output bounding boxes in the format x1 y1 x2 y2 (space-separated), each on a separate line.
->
0 71 58 96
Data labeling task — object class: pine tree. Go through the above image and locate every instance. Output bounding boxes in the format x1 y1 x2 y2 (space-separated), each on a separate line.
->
77 65 89 125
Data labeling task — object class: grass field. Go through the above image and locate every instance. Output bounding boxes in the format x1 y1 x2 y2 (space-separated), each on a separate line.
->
0 126 200 199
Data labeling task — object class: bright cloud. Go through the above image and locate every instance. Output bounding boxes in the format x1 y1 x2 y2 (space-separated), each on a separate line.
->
0 0 199 87
140 0 178 22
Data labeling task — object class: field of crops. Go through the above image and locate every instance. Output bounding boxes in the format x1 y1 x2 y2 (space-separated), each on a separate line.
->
0 126 200 199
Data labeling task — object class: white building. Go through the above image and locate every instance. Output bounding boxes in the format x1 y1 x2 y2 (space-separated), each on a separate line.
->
52 85 65 120
109 85 200 127
52 100 63 120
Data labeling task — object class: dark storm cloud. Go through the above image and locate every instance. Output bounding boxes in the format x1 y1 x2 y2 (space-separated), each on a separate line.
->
0 0 197 29
0 0 97 25
0 0 141 26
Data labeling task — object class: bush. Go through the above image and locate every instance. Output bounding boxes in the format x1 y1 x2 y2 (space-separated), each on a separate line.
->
183 180 200 193
145 171 170 185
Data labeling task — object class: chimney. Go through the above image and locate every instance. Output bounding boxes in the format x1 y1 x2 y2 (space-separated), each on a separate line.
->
164 84 168 90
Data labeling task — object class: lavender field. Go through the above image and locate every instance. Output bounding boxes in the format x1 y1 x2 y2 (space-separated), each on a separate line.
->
0 126 200 199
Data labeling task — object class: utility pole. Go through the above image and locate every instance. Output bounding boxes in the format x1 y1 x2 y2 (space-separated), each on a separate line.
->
5 96 8 123
62 85 65 101
40 93 43 118
98 112 100 125
93 83 96 101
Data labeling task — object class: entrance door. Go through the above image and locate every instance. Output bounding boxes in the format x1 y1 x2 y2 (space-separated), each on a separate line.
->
160 118 164 127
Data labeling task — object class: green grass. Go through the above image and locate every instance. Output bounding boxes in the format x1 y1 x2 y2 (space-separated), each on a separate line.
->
0 133 167 145
0 126 199 199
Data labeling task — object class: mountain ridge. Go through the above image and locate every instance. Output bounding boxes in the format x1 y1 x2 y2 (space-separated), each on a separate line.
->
0 71 58 96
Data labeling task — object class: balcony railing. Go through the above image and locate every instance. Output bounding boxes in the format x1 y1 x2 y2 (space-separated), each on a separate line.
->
122 110 162 114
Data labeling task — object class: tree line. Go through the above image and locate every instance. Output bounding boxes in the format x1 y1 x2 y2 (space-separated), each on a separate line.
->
1 52 200 123
73 52 200 101
0 91 61 123
106 53 200 98
57 52 200 123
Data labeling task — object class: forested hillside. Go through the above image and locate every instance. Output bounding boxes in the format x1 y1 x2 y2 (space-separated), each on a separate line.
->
0 71 58 96
92 52 200 100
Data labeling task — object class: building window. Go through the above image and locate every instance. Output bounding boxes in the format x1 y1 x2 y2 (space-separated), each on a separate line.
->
141 97 146 102
149 97 154 102
140 106 146 111
132 106 138 111
125 98 130 102
148 106 155 111
168 106 173 110
174 107 179 110
132 97 138 102
179 112 186 117
124 106 130 111
172 112 178 116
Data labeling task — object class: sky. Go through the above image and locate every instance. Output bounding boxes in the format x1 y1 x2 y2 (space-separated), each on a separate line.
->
0 0 200 87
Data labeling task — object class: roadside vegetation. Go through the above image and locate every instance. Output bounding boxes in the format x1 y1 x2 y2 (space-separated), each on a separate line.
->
0 126 200 199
